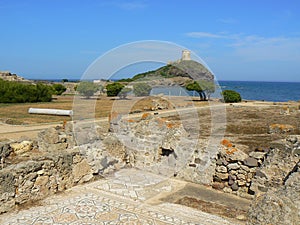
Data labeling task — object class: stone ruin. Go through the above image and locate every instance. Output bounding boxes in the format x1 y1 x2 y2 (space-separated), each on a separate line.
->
0 114 300 224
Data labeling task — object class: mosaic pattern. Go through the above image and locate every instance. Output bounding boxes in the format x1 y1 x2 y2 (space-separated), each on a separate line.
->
0 169 236 225
88 168 174 201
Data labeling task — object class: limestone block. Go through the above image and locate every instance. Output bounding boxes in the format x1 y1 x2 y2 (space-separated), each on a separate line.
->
72 159 92 183
10 141 33 155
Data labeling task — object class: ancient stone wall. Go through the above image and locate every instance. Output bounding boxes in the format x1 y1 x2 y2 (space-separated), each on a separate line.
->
247 161 300 224
211 136 300 200
0 132 93 213
1 115 299 216
211 139 268 199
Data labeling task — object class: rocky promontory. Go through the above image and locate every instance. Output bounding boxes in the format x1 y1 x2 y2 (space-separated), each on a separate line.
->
0 71 30 82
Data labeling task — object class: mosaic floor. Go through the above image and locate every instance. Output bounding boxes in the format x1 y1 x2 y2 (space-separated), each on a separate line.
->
0 169 237 225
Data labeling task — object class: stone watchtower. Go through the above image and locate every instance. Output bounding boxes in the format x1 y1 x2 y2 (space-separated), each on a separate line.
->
181 50 191 61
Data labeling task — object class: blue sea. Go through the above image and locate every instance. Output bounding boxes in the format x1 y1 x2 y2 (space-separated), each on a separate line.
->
219 81 300 102
150 81 300 102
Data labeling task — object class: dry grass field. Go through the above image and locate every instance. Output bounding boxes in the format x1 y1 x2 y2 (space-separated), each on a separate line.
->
0 95 209 125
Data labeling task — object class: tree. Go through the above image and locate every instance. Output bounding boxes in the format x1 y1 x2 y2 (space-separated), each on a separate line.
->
52 83 67 95
186 80 215 101
0 79 53 103
200 80 215 100
106 82 124 97
133 83 152 96
76 81 99 99
118 87 132 99
186 81 205 100
222 90 241 103
36 83 53 102
61 79 69 83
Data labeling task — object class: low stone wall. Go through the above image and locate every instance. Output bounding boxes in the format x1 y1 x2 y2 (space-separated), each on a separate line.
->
211 136 300 200
0 143 93 213
211 139 268 199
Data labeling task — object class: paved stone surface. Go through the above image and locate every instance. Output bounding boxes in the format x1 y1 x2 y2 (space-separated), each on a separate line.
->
0 168 238 224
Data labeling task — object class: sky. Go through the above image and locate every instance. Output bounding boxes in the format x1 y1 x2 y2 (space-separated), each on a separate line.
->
0 0 300 82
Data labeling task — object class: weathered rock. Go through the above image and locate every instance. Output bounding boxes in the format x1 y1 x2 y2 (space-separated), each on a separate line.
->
237 180 246 186
228 178 235 186
231 182 239 191
255 170 267 178
238 169 248 175
215 172 228 180
243 157 258 167
250 147 299 196
229 174 236 180
212 182 225 190
10 141 33 155
220 146 248 162
249 151 266 160
72 159 92 183
227 163 240 170
248 168 300 225
38 127 69 152
216 165 227 173
237 174 246 180
240 165 250 172
0 143 12 162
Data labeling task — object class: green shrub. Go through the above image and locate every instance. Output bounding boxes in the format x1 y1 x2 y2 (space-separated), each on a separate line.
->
106 82 124 97
76 81 99 99
0 79 52 103
52 83 67 95
222 90 242 103
133 83 152 96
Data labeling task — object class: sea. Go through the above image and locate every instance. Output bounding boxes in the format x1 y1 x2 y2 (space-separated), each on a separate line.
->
218 81 300 102
151 81 300 102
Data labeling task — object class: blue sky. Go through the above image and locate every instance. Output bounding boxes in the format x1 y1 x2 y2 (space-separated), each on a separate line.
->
1 0 300 81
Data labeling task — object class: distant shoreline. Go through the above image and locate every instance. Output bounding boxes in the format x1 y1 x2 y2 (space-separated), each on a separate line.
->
22 78 300 103
27 78 300 84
